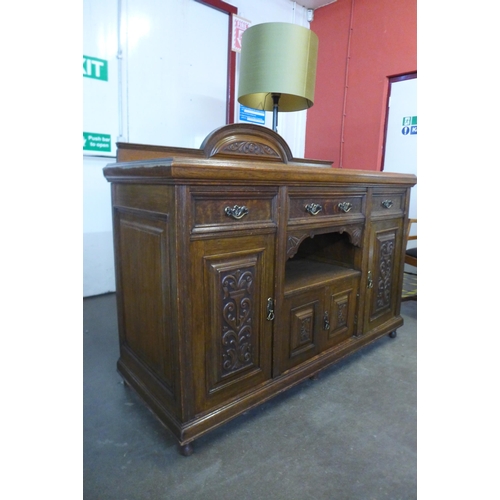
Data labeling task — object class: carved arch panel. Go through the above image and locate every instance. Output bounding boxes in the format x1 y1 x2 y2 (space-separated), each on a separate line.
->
200 123 293 163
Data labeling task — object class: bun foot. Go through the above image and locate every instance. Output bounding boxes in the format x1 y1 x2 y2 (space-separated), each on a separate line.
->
178 442 194 456
389 330 397 339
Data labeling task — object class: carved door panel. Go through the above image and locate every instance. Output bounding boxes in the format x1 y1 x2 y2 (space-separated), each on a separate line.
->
190 234 275 413
280 288 323 373
365 218 404 331
321 277 359 351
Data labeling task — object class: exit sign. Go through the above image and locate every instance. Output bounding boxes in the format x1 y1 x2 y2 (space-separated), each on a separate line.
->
83 132 112 153
83 55 108 81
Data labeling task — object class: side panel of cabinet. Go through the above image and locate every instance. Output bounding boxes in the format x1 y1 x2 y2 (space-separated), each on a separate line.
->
365 218 404 331
190 234 275 413
114 206 179 415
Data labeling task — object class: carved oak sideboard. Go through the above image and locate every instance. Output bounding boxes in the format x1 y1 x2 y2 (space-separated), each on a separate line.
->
103 123 417 456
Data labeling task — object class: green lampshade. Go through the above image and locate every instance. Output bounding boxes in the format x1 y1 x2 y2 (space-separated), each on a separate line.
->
237 22 319 112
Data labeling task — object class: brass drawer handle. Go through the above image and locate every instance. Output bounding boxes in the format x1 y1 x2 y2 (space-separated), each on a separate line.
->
305 203 323 216
381 199 393 209
225 205 249 220
338 202 353 213
367 271 374 289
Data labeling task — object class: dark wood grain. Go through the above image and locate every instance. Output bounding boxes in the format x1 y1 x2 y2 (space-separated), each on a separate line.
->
103 123 416 454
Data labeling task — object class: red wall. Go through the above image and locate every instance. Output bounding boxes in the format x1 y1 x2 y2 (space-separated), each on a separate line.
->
305 0 416 170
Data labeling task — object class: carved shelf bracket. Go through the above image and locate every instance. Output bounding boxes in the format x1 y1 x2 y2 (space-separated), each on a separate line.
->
337 225 363 247
286 224 363 259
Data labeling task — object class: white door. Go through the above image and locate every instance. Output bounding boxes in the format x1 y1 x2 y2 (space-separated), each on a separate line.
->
383 75 417 223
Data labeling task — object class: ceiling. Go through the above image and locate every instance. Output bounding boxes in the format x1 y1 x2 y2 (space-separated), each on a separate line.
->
296 0 337 10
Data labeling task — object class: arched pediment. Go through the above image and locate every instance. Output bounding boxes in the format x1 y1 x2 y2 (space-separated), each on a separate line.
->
200 123 293 163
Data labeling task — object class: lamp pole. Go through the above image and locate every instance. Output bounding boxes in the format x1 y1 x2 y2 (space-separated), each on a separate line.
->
272 93 280 132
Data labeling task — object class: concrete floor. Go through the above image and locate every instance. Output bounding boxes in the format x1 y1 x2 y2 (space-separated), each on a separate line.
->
83 294 417 500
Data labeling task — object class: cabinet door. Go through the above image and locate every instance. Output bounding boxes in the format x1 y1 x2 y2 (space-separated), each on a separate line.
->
280 288 323 373
365 218 404 331
279 273 360 373
322 277 359 350
190 234 275 413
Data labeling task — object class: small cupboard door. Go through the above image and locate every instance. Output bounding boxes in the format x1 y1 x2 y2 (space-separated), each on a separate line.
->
321 277 359 351
365 218 404 332
280 288 323 373
190 233 275 413
279 273 360 374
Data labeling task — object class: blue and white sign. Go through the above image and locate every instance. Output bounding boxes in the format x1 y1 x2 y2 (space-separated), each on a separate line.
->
239 105 265 125
402 116 417 136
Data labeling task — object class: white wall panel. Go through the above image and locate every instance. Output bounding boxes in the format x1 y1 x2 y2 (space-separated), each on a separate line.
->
83 0 313 296
124 0 228 148
83 0 119 155
83 0 119 297
83 156 115 296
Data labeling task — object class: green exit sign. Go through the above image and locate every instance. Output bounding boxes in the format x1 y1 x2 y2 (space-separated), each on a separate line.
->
83 55 108 81
83 132 112 153
402 116 417 126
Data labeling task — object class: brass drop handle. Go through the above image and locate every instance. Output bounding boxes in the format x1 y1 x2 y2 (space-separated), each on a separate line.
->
225 205 249 219
381 199 393 209
266 298 275 321
338 202 353 213
367 271 373 289
323 311 330 330
305 203 323 216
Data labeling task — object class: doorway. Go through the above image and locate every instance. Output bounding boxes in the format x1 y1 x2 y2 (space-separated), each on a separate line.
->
382 72 417 220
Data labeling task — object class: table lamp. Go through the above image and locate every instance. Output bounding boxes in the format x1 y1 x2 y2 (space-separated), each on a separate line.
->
237 22 319 133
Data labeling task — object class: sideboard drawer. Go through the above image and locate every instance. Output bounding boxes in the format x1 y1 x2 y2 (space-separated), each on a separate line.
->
191 188 276 231
371 190 405 217
288 191 365 223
